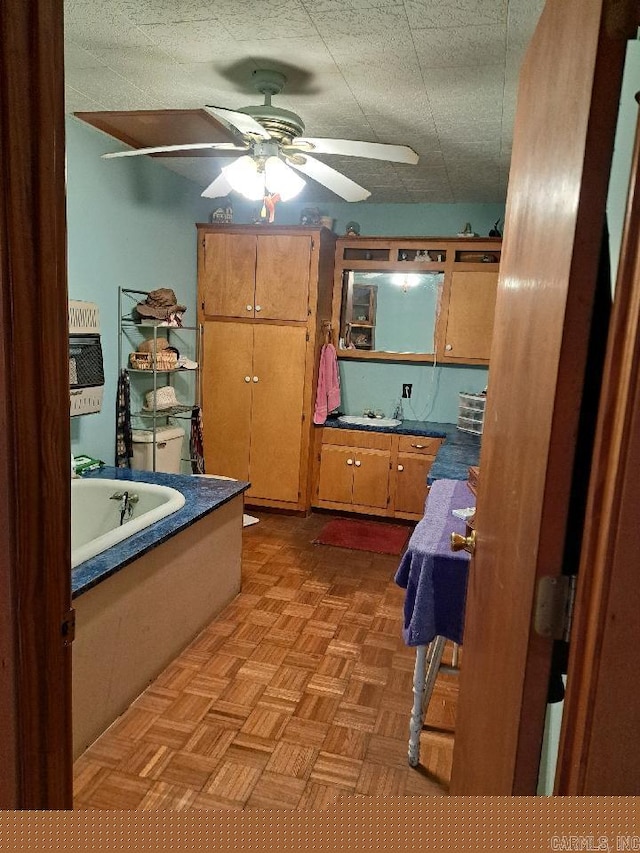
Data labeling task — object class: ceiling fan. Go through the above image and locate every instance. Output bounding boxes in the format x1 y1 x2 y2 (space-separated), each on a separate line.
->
100 69 419 202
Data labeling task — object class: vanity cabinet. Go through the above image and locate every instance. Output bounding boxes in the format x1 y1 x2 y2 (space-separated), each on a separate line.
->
393 435 443 518
332 236 501 365
197 224 336 512
313 428 443 520
316 430 392 512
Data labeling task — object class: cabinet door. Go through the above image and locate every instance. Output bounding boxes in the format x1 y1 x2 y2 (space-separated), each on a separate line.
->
352 449 390 509
317 445 355 504
249 324 308 503
394 453 434 516
201 231 257 319
442 270 498 362
255 235 311 321
202 321 253 480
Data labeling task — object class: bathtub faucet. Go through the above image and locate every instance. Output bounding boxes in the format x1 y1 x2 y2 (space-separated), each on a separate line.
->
110 490 139 525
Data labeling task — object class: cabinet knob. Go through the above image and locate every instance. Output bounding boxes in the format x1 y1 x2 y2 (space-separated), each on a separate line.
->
354 460 361 467
246 304 253 311
255 304 262 312
253 376 259 383
445 343 453 351
346 458 354 466
411 444 426 449
397 464 404 471
244 376 251 383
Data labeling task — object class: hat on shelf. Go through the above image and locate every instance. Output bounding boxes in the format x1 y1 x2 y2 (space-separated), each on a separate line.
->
136 337 170 355
142 385 182 411
134 288 187 321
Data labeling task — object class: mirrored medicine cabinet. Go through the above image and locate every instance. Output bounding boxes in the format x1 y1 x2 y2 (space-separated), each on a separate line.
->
331 237 502 365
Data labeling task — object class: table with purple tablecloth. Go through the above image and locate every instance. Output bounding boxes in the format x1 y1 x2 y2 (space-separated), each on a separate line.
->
394 477 475 766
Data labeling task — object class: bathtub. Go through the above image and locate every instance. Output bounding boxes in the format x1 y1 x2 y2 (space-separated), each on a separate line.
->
71 477 185 568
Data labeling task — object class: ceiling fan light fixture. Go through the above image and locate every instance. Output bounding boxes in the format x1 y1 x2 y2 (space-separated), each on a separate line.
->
264 156 305 201
221 155 265 201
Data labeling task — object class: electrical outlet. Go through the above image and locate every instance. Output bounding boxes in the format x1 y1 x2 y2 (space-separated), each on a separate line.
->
402 383 412 399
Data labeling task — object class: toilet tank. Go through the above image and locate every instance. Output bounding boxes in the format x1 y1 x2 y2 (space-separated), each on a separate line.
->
130 426 185 473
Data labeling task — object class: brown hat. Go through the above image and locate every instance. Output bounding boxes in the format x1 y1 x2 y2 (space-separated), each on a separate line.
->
135 288 187 320
137 337 170 355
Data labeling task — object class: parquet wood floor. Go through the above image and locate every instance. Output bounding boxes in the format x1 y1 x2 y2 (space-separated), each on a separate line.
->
73 510 459 809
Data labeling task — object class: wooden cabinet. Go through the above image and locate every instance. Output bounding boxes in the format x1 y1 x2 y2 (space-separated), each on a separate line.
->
313 428 443 519
439 270 498 363
332 236 501 365
198 224 336 511
316 430 391 513
199 229 312 322
393 435 443 518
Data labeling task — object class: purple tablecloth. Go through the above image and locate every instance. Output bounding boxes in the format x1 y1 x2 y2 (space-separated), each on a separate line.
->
394 479 474 647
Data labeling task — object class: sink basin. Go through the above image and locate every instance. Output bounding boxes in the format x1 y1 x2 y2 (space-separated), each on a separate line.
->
338 415 401 428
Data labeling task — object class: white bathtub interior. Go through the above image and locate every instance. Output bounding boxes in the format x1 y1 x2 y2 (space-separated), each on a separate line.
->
71 477 185 568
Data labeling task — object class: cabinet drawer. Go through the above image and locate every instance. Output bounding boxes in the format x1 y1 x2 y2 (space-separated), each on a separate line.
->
322 428 392 451
397 435 443 455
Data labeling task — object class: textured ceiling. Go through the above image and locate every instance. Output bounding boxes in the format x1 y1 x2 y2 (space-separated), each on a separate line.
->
64 0 546 204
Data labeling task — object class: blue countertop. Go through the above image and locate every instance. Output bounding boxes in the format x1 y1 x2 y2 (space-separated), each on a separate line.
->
72 467 249 599
322 417 481 483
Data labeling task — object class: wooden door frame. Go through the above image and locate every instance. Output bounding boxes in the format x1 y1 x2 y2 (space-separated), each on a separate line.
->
557 91 640 794
0 0 73 807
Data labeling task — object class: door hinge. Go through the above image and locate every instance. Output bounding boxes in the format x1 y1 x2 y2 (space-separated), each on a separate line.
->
306 330 310 341
61 607 76 646
201 300 205 312
534 575 577 642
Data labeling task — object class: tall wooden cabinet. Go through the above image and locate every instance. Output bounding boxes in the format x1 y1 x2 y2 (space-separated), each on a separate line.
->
197 224 336 511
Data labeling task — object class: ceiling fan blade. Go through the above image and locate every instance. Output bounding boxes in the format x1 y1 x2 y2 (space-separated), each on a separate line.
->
204 106 271 140
101 142 247 159
292 138 419 164
201 172 234 199
286 155 371 202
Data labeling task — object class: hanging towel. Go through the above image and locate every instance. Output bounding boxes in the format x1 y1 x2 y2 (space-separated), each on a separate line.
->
313 342 341 425
190 405 206 474
115 369 133 468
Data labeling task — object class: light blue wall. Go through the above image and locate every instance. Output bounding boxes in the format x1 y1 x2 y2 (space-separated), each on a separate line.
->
67 117 211 464
219 198 505 240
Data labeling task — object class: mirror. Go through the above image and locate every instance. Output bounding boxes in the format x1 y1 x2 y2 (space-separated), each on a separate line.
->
339 270 443 356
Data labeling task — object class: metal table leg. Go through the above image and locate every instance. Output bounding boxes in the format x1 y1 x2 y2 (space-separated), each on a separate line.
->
407 635 446 767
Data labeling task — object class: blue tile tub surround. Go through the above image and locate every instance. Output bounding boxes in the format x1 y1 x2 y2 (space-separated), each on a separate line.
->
72 467 249 599
322 417 481 483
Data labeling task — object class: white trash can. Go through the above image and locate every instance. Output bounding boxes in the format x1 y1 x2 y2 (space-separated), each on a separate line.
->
130 425 185 473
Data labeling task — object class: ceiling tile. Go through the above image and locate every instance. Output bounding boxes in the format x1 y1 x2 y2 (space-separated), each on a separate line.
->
412 24 506 68
115 0 222 26
65 40 109 70
212 1 317 41
309 7 411 40
405 0 508 30
140 20 238 63
66 66 165 110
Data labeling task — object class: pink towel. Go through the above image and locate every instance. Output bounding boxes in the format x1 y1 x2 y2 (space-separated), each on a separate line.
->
313 343 341 425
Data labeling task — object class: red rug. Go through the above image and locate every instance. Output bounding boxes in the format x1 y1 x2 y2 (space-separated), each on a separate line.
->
313 518 411 555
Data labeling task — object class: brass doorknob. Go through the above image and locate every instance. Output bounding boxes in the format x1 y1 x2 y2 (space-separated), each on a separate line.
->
451 529 476 554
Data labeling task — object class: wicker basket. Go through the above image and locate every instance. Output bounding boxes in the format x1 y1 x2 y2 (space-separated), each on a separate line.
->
155 350 178 370
129 350 177 370
129 352 152 370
